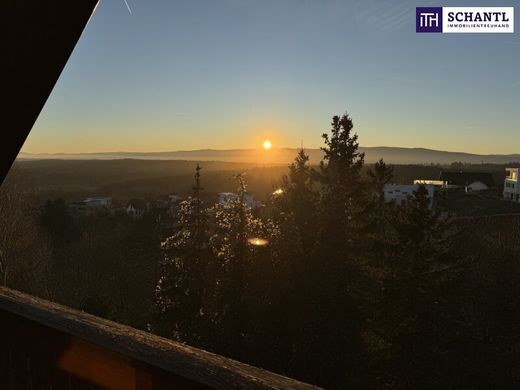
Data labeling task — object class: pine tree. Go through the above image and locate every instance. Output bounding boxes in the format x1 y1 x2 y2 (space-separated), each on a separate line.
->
394 185 443 274
208 173 273 358
155 163 214 346
257 148 320 376
293 113 369 388
375 185 454 388
276 148 318 254
316 112 366 255
365 158 398 262
368 158 394 204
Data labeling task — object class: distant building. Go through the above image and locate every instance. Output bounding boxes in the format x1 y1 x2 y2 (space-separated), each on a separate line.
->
126 198 147 219
218 192 263 209
413 179 445 187
439 171 495 192
503 168 520 202
384 184 434 208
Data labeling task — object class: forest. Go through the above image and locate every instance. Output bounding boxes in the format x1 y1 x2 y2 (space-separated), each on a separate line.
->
1 113 520 389
13 154 517 203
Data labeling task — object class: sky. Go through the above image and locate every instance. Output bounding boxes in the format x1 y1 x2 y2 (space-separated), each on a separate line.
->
22 0 520 155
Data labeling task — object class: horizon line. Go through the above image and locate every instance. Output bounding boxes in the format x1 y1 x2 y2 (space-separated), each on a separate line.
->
18 145 520 157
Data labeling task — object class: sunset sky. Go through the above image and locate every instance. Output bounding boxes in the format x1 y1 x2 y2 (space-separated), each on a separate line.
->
23 0 520 155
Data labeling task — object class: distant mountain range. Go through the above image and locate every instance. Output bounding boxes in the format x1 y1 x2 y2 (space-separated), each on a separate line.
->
18 147 520 165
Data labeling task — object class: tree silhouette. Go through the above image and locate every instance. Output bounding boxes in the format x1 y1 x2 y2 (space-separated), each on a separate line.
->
155 163 214 346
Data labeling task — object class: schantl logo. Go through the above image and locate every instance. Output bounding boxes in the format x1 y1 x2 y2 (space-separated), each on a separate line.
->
416 7 514 33
416 7 443 33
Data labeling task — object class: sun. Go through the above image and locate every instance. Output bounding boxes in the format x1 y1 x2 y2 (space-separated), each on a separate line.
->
263 139 272 150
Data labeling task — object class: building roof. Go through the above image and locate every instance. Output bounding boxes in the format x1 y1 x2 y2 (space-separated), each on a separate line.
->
440 171 495 187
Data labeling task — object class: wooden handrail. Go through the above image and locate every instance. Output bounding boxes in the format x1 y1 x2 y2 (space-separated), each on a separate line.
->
0 287 321 390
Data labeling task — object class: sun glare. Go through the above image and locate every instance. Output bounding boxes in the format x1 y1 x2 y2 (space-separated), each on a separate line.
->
247 237 269 247
263 139 272 150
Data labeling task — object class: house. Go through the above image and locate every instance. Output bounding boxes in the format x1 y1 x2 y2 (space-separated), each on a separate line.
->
503 168 520 202
439 171 495 192
218 192 263 209
126 198 147 219
384 184 435 209
413 179 445 187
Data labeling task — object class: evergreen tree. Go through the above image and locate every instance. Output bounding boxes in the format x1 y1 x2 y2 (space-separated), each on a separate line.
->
155 164 214 346
258 148 320 376
365 158 398 263
368 158 394 204
299 113 370 388
316 113 366 255
276 147 318 254
208 173 270 357
394 186 444 274
375 185 454 388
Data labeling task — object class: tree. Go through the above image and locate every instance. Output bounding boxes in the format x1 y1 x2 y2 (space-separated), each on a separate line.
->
294 113 370 388
253 149 319 375
155 164 215 346
276 148 318 253
315 112 366 255
368 158 394 204
365 158 398 265
208 173 270 357
374 186 455 388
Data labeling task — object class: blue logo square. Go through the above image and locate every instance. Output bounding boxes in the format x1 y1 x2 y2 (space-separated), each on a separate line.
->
416 7 443 33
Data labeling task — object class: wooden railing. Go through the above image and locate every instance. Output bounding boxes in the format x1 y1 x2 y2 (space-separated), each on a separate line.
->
0 287 320 389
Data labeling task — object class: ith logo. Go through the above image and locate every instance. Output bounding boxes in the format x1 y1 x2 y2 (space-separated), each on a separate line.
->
416 7 443 32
